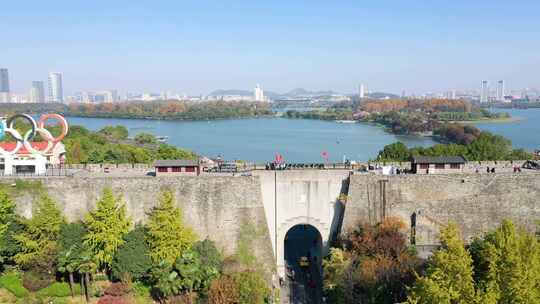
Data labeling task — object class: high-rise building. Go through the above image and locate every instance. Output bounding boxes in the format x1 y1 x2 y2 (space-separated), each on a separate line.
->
359 83 366 99
496 80 505 101
30 81 45 103
48 72 63 103
0 68 9 93
254 84 264 101
480 80 489 103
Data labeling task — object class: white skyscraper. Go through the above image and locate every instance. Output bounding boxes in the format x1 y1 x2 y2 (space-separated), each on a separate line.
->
48 72 64 103
30 81 45 103
480 80 489 103
254 84 264 101
359 83 366 99
496 80 505 101
0 68 10 103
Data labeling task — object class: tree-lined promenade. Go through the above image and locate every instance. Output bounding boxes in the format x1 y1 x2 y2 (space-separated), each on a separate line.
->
0 184 272 303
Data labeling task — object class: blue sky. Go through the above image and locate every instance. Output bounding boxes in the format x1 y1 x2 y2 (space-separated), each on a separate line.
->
2 0 539 95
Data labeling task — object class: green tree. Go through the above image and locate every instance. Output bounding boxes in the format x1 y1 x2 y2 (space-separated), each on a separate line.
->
14 194 66 269
0 190 15 240
134 132 158 145
233 271 271 304
111 225 152 282
323 248 349 304
193 239 224 273
406 223 480 304
77 250 98 302
57 222 86 297
376 142 411 162
146 190 196 264
84 188 131 270
471 220 540 303
98 125 129 141
466 132 512 160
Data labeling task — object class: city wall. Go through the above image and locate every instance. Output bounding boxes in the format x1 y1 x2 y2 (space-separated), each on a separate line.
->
3 176 275 271
4 170 540 270
343 172 540 249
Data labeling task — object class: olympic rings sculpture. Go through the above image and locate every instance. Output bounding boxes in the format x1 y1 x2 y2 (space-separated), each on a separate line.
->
0 113 69 155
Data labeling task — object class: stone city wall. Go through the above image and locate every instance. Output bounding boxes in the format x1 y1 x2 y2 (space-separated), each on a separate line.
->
343 172 540 248
368 160 528 173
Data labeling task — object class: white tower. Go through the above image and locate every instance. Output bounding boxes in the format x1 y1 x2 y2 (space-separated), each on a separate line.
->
480 80 489 103
48 72 64 103
359 83 366 99
254 84 264 101
496 80 505 101
30 81 45 103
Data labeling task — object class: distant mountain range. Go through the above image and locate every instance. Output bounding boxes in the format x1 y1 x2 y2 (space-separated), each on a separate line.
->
209 88 339 98
208 88 399 100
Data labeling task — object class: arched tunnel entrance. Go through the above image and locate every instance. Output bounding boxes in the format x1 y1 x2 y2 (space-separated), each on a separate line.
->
283 224 323 304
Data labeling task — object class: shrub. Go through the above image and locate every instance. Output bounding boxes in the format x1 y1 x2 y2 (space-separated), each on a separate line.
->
132 281 151 297
104 282 131 297
97 295 131 304
0 272 29 298
37 282 81 298
22 270 55 292
111 226 152 282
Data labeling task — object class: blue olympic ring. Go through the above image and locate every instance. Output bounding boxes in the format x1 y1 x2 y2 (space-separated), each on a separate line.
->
0 120 5 139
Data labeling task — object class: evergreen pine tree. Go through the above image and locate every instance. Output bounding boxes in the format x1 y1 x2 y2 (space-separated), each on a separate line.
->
14 193 66 268
0 190 15 238
146 190 196 264
406 223 481 304
84 188 131 270
476 220 540 303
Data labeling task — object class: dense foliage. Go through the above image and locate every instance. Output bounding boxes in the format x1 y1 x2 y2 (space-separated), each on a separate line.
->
0 186 271 303
405 220 540 304
284 109 353 121
63 125 197 164
0 100 273 120
111 226 152 282
0 120 197 164
323 218 421 304
375 129 532 162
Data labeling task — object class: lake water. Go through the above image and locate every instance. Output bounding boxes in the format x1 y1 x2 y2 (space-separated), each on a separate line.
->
66 117 436 162
475 108 540 151
66 108 540 162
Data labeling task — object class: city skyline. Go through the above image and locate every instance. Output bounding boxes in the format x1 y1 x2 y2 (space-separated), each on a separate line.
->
2 1 540 95
1 66 538 99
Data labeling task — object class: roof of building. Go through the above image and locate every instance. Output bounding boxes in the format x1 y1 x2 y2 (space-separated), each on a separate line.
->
0 142 58 155
411 155 467 164
153 159 199 167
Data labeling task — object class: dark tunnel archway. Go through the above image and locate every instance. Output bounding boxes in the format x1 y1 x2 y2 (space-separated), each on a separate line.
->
283 224 323 303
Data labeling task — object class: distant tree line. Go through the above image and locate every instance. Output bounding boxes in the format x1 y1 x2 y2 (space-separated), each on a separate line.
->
375 130 532 162
284 109 353 121
0 101 273 121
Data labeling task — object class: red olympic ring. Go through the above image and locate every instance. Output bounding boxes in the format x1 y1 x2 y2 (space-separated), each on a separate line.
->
37 114 69 143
